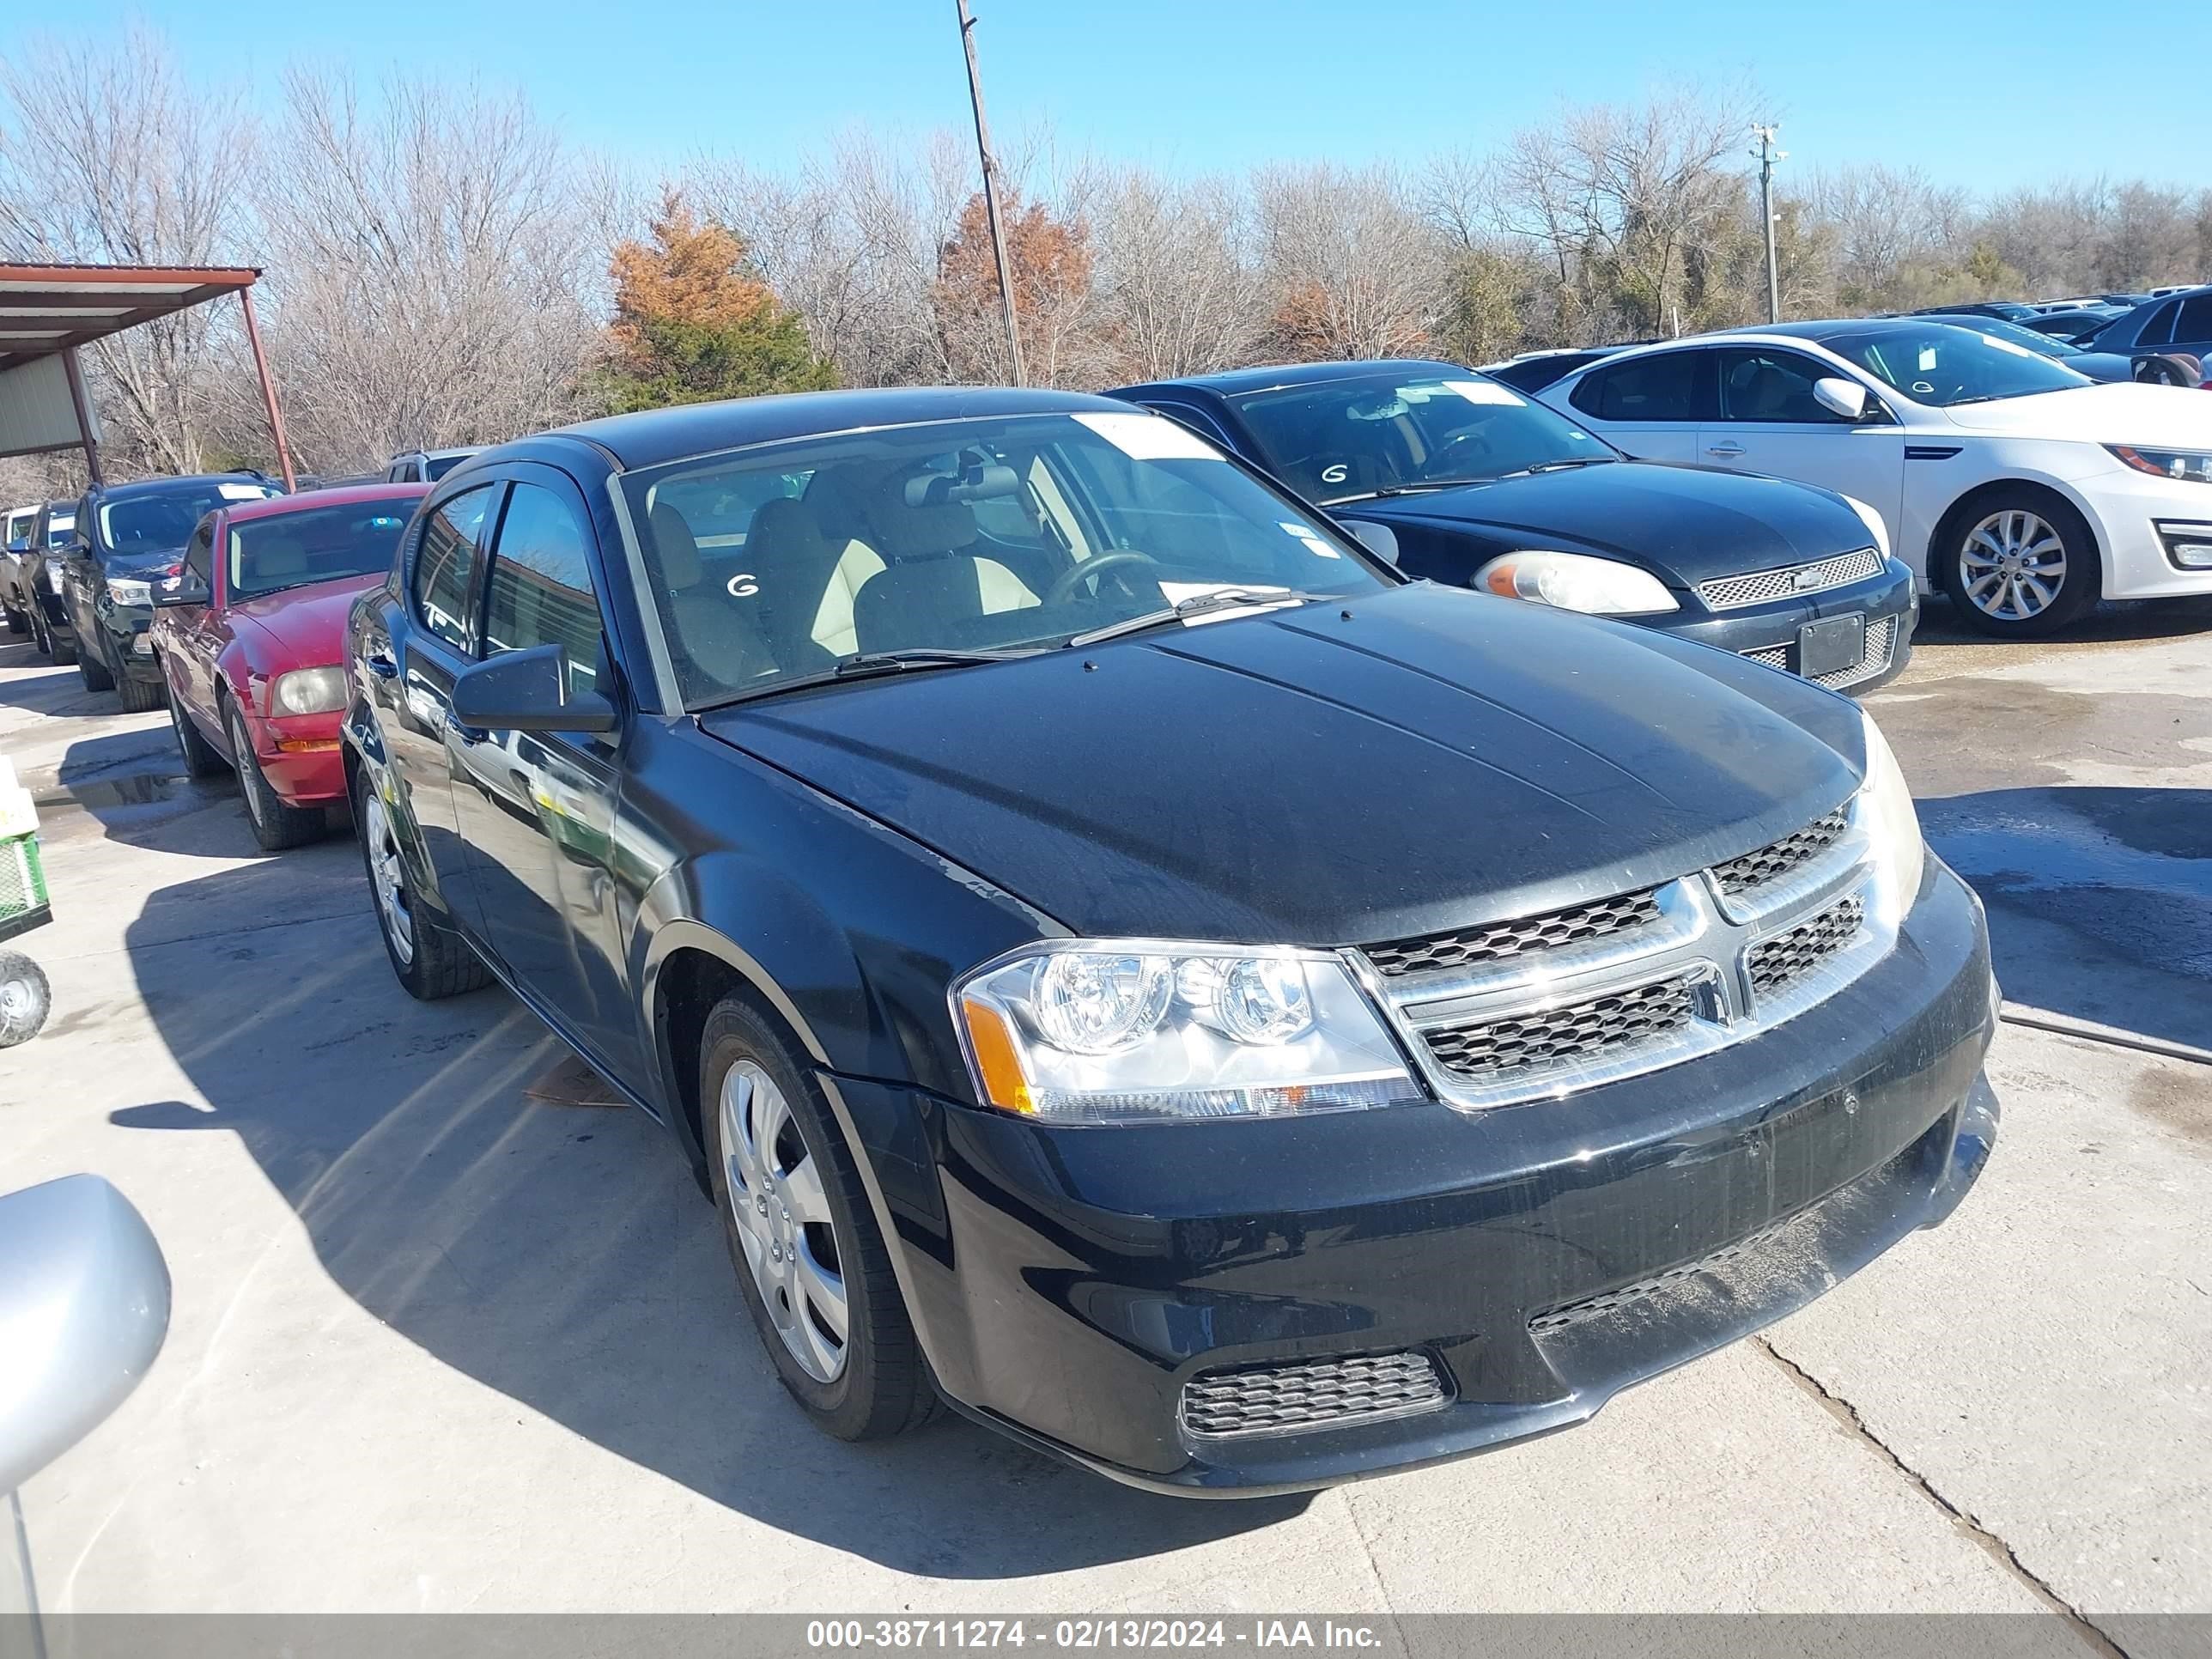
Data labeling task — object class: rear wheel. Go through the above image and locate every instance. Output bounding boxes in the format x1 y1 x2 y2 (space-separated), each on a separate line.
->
4 605 24 636
353 763 489 1000
1940 492 2100 638
702 994 938 1441
115 659 163 713
166 672 226 780
0 951 52 1048
228 702 325 851
76 630 113 691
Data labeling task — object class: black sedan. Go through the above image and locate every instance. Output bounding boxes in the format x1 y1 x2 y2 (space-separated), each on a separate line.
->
1109 362 1917 694
344 386 1997 1495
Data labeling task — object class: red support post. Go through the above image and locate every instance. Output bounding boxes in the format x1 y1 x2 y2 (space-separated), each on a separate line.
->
237 284 296 492
60 345 104 487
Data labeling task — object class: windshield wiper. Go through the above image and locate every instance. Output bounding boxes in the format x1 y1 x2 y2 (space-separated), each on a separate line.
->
1065 587 1327 648
1497 457 1618 479
708 648 1034 708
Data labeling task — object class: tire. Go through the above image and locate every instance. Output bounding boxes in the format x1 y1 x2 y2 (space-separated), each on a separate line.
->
166 673 227 780
4 606 24 636
1938 490 2100 639
0 951 52 1048
76 630 114 691
351 761 489 1000
228 702 325 851
701 994 939 1441
116 662 164 713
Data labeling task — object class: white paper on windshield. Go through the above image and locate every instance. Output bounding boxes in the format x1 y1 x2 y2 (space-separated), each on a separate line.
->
1443 379 1526 407
217 483 269 500
1073 411 1224 461
1278 521 1341 559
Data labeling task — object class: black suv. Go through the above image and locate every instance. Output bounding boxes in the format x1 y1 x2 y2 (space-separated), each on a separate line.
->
345 387 1997 1495
57 474 282 709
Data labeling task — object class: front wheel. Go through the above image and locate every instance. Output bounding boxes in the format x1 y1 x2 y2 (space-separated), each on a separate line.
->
0 951 52 1048
3 606 24 636
1941 495 2100 638
76 631 114 691
702 995 939 1441
228 702 325 851
352 762 489 1000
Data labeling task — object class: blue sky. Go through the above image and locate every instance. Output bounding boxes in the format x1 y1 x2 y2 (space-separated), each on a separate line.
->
19 2 2212 192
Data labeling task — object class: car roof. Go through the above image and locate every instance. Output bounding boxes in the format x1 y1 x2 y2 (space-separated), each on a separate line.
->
1113 359 1467 399
532 386 1139 472
90 472 272 500
392 447 479 461
222 482 428 523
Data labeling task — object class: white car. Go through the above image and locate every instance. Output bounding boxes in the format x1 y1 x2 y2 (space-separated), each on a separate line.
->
1538 319 2212 636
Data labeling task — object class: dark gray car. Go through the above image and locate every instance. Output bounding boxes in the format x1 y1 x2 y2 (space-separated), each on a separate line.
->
2081 286 2212 370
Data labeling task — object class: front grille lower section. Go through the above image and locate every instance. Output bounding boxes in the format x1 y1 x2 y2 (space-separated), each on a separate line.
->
1742 616 1898 689
1364 889 1662 977
1711 810 1848 896
1747 896 1863 998
1181 1351 1450 1438
1698 547 1884 610
1422 975 1698 1079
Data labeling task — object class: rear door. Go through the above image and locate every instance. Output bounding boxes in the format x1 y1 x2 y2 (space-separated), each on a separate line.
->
1559 349 1715 463
2166 293 2212 363
1701 346 1905 544
448 467 638 1081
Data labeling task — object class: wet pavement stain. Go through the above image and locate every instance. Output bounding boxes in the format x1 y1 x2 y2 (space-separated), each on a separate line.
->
2127 1066 2212 1151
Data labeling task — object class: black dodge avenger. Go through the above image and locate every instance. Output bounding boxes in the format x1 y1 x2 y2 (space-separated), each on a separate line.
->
344 386 1997 1495
1111 362 1917 694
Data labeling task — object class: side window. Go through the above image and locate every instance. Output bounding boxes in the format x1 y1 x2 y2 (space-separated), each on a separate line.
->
411 486 495 653
482 483 605 700
182 518 216 592
1718 349 1852 423
2136 301 2179 349
1572 352 1710 422
2172 295 2212 343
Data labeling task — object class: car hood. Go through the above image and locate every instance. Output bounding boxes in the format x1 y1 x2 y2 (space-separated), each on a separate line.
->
106 544 187 578
1336 462 1871 586
1937 381 2212 441
703 584 1865 946
228 574 381 670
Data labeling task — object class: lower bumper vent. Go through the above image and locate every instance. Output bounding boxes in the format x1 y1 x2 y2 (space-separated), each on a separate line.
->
1423 975 1697 1079
1181 1351 1450 1438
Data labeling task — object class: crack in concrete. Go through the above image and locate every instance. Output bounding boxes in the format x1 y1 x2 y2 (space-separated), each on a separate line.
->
1756 1339 2128 1659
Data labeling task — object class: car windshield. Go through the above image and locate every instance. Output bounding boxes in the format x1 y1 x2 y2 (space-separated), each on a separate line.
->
228 501 413 599
621 410 1391 709
5 511 31 550
1226 373 1617 502
102 483 280 553
1818 325 2094 406
424 453 472 481
44 512 75 549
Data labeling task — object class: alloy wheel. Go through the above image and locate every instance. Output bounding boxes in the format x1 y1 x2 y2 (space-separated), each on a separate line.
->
1961 509 2067 622
719 1059 848 1382
229 710 268 830
361 788 415 965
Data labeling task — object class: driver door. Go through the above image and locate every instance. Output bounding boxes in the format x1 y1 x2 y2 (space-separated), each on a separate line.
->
1699 347 1905 548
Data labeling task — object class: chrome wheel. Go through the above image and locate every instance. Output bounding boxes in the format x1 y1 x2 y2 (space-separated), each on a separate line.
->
228 709 267 830
361 788 415 965
1961 509 2067 622
719 1059 848 1382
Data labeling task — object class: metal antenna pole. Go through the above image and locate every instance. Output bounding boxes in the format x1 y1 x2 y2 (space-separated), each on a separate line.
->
957 0 1025 386
1752 125 1785 325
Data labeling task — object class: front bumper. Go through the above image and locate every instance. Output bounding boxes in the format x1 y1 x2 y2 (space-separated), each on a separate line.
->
2081 466 2212 599
1649 560 1917 695
829 860 1996 1496
248 708 349 805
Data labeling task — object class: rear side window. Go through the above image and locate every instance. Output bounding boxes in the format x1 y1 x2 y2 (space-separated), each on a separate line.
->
412 486 495 653
482 483 604 699
1572 352 1711 422
1717 349 1853 422
2173 295 2212 343
2136 301 2179 349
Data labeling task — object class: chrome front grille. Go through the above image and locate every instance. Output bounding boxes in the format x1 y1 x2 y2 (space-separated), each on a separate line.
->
1365 890 1662 977
1181 1351 1450 1438
1741 617 1898 688
1747 895 1863 998
1358 799 1886 1112
1424 976 1698 1079
1698 547 1884 610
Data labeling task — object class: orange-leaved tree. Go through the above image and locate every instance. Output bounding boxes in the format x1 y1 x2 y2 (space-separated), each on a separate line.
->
935 188 1103 385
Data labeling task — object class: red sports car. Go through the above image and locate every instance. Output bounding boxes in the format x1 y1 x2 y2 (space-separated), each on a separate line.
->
152 483 427 849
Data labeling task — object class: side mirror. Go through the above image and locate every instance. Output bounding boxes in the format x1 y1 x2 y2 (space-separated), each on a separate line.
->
1340 520 1401 566
1813 377 1871 421
450 643 617 734
154 573 210 607
0 1176 171 1492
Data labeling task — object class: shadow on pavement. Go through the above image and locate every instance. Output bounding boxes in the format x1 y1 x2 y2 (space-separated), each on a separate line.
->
110 853 1304 1577
1921 785 2212 1052
0 633 103 714
1912 592 2212 648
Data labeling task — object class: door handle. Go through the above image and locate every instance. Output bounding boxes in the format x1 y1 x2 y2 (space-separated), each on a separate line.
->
364 651 398 679
1705 441 1746 458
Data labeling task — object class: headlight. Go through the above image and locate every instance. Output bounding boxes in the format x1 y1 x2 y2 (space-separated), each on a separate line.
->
2109 445 2212 484
106 575 153 606
1838 492 1892 557
44 558 64 593
1857 708 1924 926
270 665 348 715
951 941 1421 1122
1474 550 1679 615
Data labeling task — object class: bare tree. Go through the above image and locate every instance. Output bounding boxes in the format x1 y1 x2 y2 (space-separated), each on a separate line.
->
0 27 254 474
1252 164 1443 360
1091 168 1262 380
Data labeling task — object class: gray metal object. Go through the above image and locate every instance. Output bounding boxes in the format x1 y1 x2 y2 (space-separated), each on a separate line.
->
0 1175 170 1494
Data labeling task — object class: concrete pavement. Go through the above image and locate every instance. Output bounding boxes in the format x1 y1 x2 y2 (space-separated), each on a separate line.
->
0 603 2205 1633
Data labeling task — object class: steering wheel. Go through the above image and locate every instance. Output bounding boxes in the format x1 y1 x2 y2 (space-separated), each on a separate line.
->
1425 430 1493 476
1046 550 1161 607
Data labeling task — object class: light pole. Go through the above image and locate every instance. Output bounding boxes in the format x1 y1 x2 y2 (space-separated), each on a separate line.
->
1751 124 1785 325
956 0 1025 386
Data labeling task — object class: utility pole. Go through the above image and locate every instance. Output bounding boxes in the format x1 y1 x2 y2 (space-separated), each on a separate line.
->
1751 124 1785 325
956 0 1025 386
